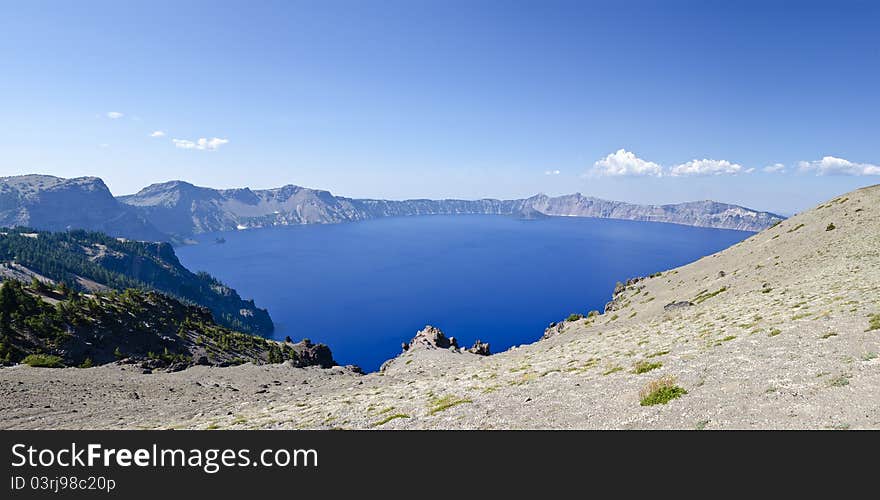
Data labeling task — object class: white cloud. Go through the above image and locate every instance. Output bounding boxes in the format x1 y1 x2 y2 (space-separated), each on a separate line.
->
669 158 746 176
763 163 787 173
150 130 166 138
172 137 229 151
106 111 124 119
98 143 110 149
589 149 663 177
544 169 561 175
798 156 880 176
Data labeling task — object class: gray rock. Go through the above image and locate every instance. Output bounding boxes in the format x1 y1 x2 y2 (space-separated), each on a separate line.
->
468 340 491 356
664 301 695 311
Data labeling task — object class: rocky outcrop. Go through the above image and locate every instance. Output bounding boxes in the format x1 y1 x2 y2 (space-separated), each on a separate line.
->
402 325 458 352
468 340 491 356
664 301 694 311
287 339 335 369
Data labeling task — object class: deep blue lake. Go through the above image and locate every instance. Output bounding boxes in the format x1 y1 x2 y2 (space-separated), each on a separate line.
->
175 215 751 371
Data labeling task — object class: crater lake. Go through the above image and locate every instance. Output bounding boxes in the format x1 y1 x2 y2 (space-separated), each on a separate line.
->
175 215 752 371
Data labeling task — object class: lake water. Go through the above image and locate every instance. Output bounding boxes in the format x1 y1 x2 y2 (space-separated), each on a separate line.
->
175 215 751 371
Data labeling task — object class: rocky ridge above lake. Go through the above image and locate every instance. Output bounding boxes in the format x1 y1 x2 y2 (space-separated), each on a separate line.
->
0 175 782 244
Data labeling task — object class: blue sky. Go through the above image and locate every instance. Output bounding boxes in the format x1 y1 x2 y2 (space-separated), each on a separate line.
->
1 0 878 214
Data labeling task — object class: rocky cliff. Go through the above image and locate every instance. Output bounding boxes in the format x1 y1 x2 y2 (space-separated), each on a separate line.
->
0 175 783 242
0 175 166 241
119 179 783 239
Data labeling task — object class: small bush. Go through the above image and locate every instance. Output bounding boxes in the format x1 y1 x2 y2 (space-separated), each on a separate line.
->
78 358 94 368
566 313 583 322
825 223 836 231
632 361 662 374
639 376 687 406
22 354 64 368
867 314 880 332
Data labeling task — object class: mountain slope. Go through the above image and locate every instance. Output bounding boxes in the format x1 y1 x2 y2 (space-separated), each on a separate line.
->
0 185 874 430
0 175 166 241
120 179 783 239
0 279 332 370
0 228 273 335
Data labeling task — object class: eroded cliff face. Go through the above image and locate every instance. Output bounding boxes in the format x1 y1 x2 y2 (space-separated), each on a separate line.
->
119 179 783 239
0 175 783 243
0 175 166 241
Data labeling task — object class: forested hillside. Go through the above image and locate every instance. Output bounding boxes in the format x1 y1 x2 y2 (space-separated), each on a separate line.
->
0 228 272 335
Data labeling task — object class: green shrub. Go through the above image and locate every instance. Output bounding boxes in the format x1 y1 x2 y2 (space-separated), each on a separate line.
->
632 361 662 374
566 313 583 322
867 314 880 332
22 354 64 368
825 223 836 231
78 358 93 368
639 376 687 406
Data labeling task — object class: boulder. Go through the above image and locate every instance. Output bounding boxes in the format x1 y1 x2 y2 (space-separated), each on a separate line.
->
468 340 491 356
401 325 458 352
664 301 694 311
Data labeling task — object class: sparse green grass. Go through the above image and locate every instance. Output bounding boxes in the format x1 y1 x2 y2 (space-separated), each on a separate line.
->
720 335 736 342
827 375 850 388
22 354 64 368
867 314 880 332
646 350 669 358
371 413 410 427
861 352 878 362
632 360 662 374
639 376 687 406
694 287 727 304
694 419 710 430
427 395 473 415
602 366 623 376
820 332 838 339
768 328 782 337
787 223 805 233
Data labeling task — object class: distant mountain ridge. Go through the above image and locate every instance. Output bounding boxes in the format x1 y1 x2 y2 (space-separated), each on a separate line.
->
120 180 784 237
0 175 165 241
0 175 784 242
